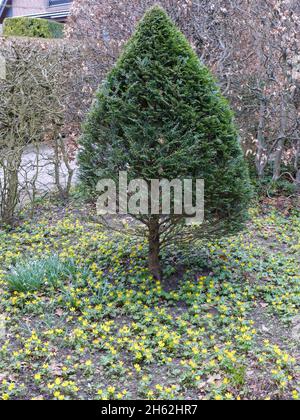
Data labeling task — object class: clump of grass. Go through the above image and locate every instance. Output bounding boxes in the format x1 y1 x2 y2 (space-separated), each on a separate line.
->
6 255 76 292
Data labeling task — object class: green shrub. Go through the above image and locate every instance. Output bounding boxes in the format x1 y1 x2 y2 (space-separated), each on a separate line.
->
6 256 76 292
79 6 252 279
3 17 64 39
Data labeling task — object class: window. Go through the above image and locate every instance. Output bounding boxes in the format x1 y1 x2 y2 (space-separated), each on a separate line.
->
48 0 72 7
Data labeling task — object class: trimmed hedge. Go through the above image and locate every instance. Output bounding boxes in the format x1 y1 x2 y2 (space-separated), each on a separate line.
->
3 17 64 39
79 6 253 281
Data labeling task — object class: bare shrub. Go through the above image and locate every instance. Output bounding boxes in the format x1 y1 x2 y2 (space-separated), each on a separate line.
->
0 36 84 224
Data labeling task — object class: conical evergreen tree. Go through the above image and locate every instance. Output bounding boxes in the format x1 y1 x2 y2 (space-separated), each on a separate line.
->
79 6 252 279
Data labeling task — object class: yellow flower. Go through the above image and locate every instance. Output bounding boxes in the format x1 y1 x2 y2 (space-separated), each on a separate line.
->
8 383 15 391
134 364 141 373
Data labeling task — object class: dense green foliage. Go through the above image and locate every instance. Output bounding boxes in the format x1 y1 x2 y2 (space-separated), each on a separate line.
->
3 17 64 39
7 256 77 292
79 6 252 238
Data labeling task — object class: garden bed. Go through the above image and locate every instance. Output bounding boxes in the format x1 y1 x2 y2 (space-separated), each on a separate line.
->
0 200 299 400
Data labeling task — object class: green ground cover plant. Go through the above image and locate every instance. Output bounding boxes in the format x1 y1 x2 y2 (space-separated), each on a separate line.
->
6 256 78 293
0 200 299 400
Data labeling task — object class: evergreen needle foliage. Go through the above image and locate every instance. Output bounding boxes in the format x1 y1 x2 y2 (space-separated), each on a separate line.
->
78 6 252 279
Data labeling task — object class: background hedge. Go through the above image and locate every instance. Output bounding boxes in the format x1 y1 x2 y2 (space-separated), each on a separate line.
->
3 17 64 39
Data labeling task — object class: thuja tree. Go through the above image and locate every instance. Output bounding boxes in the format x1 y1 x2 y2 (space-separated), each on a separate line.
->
79 7 252 279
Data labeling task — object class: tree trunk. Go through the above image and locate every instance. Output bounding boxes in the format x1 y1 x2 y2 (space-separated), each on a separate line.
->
294 137 300 193
273 94 287 181
255 97 267 178
148 217 162 280
295 169 300 193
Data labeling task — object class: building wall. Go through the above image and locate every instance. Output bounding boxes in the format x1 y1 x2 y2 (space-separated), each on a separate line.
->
12 1 45 16
12 0 71 17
